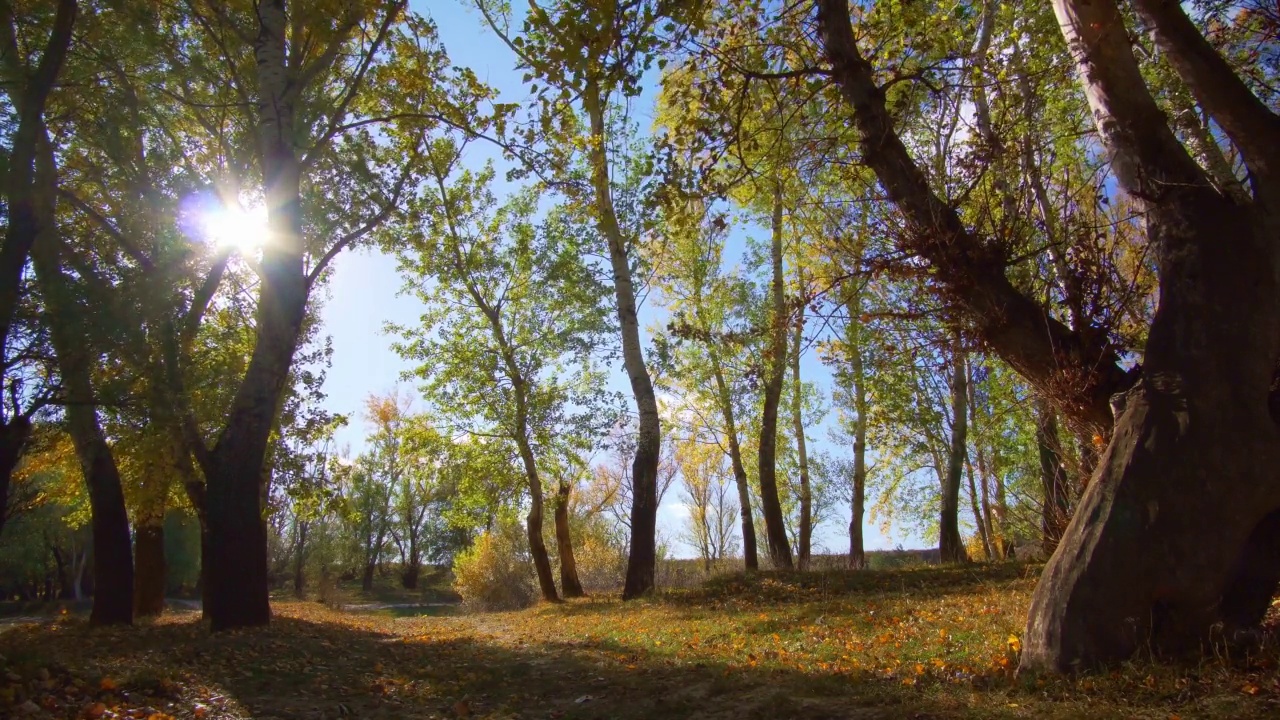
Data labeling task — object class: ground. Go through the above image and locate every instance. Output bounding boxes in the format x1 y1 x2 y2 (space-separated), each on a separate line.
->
2 564 1278 719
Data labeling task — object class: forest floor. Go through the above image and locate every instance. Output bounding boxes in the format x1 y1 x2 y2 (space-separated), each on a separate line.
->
1 563 1278 719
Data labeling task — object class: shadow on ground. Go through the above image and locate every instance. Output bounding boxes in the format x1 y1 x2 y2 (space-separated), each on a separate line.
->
1 612 1015 720
1 563 1275 720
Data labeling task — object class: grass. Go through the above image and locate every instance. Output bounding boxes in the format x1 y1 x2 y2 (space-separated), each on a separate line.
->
1 563 1278 719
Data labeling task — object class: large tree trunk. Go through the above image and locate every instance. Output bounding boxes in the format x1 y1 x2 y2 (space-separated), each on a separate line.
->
30 135 133 626
758 185 794 570
554 481 585 598
583 80 661 599
710 353 758 571
939 344 969 564
790 309 812 570
1019 0 1280 671
203 0 309 631
1035 399 1071 555
133 512 166 618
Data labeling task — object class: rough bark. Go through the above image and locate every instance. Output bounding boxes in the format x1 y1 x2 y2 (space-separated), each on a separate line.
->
583 79 661 599
790 306 812 570
1017 0 1280 671
939 344 969 564
757 185 794 570
554 480 585 598
1034 399 1071 555
133 514 166 618
709 349 758 571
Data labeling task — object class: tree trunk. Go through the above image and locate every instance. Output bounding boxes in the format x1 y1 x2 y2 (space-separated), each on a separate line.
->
0 419 32 539
939 344 969 564
1020 0 1280 670
72 548 87 601
815 0 1131 435
584 79 660 599
401 525 419 590
1035 399 1071 555
361 561 376 593
554 481 585 598
979 444 1006 557
758 184 794 570
401 562 419 590
790 308 812 570
526 485 559 602
203 0 309 631
293 519 308 598
49 542 71 599
511 383 558 601
0 0 76 542
966 457 993 561
30 134 133 626
845 288 869 570
710 353 758 571
133 513 166 618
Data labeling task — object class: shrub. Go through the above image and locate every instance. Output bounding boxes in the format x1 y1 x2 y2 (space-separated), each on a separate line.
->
571 530 628 593
452 526 535 611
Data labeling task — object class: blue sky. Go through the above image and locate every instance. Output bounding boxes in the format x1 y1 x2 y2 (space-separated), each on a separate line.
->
315 0 924 558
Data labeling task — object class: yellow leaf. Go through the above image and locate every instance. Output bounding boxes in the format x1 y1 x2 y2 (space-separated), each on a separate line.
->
1007 634 1021 653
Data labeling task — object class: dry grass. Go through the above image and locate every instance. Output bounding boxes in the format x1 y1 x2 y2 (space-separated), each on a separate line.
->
1 564 1277 719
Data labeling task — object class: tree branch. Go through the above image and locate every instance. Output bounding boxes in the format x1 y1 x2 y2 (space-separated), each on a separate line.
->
814 0 1129 433
1132 0 1280 186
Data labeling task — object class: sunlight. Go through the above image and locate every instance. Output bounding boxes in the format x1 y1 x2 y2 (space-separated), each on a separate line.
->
203 204 270 253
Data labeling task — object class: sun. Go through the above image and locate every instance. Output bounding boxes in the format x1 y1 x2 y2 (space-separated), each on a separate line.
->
203 204 270 253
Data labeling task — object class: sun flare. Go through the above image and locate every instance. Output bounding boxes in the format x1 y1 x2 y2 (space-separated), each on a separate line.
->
204 204 270 253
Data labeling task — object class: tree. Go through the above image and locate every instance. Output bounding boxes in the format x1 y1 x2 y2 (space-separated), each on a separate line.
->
674 435 739 572
391 141 616 602
939 340 968 564
828 280 871 569
809 0 1280 668
654 199 761 571
472 0 692 599
160 0 483 630
0 0 76 542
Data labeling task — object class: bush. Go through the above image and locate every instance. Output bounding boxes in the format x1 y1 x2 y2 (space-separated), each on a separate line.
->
571 529 628 593
452 526 535 611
